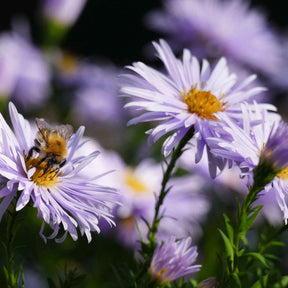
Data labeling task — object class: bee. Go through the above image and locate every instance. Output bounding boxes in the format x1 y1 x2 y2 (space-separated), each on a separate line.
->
27 118 74 171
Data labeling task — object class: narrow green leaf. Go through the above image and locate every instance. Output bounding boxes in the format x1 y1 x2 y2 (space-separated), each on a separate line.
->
231 272 241 287
223 214 234 243
247 206 262 227
218 229 234 264
246 252 269 267
239 206 262 240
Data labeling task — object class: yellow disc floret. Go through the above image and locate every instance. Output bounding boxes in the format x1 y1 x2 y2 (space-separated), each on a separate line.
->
25 154 62 189
124 169 149 194
182 86 226 120
277 166 288 180
157 267 168 279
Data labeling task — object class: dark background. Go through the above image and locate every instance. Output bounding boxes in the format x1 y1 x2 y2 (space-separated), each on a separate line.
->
0 0 287 67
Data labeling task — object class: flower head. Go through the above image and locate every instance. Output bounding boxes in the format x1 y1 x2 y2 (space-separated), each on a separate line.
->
0 102 119 242
121 39 267 176
149 237 201 284
0 31 50 108
42 0 87 27
207 102 288 223
146 0 284 78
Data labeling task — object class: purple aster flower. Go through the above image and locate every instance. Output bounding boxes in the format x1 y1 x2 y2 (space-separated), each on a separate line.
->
145 0 285 79
207 102 288 223
51 51 124 126
42 0 87 27
121 39 268 177
115 161 209 247
207 102 282 175
0 102 119 243
0 30 51 109
71 63 123 125
149 236 201 284
179 141 283 225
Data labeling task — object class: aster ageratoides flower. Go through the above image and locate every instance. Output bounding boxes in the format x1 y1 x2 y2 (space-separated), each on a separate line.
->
207 102 288 223
0 102 119 242
149 236 201 284
121 39 268 176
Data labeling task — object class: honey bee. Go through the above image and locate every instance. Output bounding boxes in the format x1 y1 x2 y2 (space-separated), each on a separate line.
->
27 118 74 171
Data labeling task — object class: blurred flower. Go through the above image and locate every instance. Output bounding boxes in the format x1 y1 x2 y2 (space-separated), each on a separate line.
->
23 269 48 288
0 31 50 109
198 277 218 288
121 39 267 177
52 51 124 126
0 102 119 243
207 102 288 223
146 0 285 80
71 63 123 125
149 236 201 284
42 0 87 27
77 139 210 248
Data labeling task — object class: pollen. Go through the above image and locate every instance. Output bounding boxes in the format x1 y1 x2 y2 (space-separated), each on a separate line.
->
277 167 288 180
124 169 148 194
182 86 226 120
25 155 62 189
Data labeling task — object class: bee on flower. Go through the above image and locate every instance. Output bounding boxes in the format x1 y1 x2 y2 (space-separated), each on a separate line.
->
0 102 119 243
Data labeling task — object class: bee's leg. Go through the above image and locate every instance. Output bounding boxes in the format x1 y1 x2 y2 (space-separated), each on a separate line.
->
59 159 66 168
27 146 40 160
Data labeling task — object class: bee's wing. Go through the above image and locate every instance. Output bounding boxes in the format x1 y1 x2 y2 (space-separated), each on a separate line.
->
35 118 73 141
35 118 51 142
57 124 74 141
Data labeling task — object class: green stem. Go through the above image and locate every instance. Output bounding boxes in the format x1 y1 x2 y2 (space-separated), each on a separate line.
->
134 127 195 285
223 161 279 285
3 200 23 288
148 127 195 244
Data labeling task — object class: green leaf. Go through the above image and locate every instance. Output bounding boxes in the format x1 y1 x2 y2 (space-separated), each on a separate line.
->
218 229 234 266
231 272 241 288
245 252 269 267
223 214 234 243
251 275 268 288
239 206 262 240
273 276 288 288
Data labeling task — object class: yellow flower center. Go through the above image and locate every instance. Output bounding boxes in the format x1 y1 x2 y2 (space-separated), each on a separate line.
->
182 86 226 120
25 154 62 189
124 169 148 194
277 167 288 180
59 52 78 74
121 216 135 229
157 267 168 279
